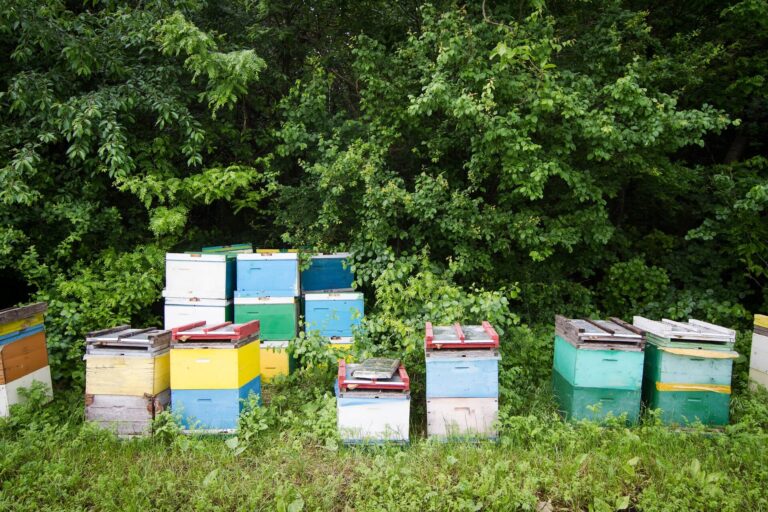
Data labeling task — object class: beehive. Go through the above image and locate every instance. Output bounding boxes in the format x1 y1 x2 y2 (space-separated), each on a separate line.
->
170 321 261 432
634 316 737 426
260 341 295 382
301 253 354 292
304 292 364 338
336 360 410 444
552 317 645 424
236 252 299 297
234 297 299 341
0 303 52 417
164 253 235 300
84 326 172 435
163 296 233 330
424 322 500 440
750 314 768 391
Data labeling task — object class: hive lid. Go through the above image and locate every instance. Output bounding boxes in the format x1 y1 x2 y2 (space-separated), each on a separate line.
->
337 359 410 392
633 317 735 345
201 243 253 254
0 302 47 325
85 325 171 353
170 320 260 347
425 321 499 350
350 358 400 380
556 316 644 348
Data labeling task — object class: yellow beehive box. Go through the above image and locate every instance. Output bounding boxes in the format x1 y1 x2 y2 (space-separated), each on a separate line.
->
261 341 295 382
170 339 260 390
85 351 170 396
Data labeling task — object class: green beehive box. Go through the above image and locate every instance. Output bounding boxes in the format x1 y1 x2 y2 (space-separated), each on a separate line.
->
234 297 298 341
641 343 736 426
552 369 641 424
553 336 644 389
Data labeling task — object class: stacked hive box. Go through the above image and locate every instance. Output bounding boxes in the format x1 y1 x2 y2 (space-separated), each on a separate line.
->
750 314 768 390
335 359 410 444
634 317 737 426
84 326 170 435
170 320 261 432
235 251 299 381
552 316 645 424
302 253 361 350
425 322 500 440
163 251 237 329
0 303 52 417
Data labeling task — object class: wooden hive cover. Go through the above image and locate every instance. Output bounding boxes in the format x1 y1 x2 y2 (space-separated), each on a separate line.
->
0 303 47 338
425 321 499 350
337 359 410 392
86 326 170 354
633 317 735 349
555 315 644 350
170 320 260 348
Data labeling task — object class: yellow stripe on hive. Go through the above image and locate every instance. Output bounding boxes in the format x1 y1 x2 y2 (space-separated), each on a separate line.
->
658 347 739 359
170 341 260 390
755 314 768 329
0 313 45 337
655 382 731 394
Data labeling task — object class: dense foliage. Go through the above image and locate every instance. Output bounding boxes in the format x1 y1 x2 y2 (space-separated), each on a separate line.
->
1 1 766 381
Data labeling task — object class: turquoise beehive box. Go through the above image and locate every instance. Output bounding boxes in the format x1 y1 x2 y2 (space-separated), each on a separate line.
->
552 316 645 424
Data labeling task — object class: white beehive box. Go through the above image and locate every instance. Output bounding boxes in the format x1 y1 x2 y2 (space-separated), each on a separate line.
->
163 296 232 329
164 253 234 300
426 397 498 439
0 366 53 417
336 388 410 444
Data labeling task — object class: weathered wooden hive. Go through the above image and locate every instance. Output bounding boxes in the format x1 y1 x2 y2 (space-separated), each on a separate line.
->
552 316 645 424
84 325 171 436
170 320 261 432
0 303 52 417
634 317 737 426
424 322 500 440
335 359 410 444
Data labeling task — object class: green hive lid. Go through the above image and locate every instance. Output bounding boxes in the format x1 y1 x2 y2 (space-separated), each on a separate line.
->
201 243 253 254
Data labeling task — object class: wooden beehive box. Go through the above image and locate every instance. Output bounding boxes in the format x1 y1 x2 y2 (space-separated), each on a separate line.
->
304 292 363 338
165 252 235 300
426 397 498 440
235 252 299 297
234 297 299 341
163 295 233 330
750 315 768 388
85 390 170 436
425 349 500 398
260 341 296 382
301 253 354 292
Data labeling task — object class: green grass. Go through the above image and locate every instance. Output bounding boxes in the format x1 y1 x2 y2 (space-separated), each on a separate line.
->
1 328 767 511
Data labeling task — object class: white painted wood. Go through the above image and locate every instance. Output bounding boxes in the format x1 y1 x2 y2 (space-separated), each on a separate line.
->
426 397 498 438
304 292 363 301
163 296 232 306
0 366 53 417
750 333 768 373
749 367 768 391
311 252 350 259
164 302 230 330
234 297 296 305
337 396 410 442
237 253 298 261
165 253 231 299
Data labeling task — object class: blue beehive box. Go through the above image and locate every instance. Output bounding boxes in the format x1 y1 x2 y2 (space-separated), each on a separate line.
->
236 253 300 298
171 375 261 431
301 253 354 292
425 349 500 398
304 292 364 338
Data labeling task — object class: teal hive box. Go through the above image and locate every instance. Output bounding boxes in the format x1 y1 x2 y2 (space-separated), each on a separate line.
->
552 369 641 424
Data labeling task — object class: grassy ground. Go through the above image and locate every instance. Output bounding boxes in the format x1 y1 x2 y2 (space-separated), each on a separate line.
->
2 328 767 511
